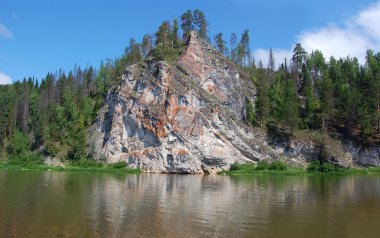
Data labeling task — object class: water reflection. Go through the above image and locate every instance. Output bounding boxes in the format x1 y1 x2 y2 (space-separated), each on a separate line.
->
1 171 380 237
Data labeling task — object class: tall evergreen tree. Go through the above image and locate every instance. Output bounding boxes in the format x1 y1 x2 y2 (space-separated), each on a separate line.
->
142 34 152 57
193 9 208 40
215 33 226 55
256 63 269 126
230 33 237 63
292 43 308 71
180 10 193 40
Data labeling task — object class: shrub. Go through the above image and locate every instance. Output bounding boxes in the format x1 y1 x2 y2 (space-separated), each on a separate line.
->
307 160 321 172
269 160 287 170
256 161 270 170
8 152 44 166
320 162 336 173
110 161 128 169
71 158 104 168
307 160 337 173
230 162 242 171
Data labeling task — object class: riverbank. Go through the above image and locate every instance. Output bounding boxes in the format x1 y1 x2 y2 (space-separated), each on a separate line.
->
0 158 140 174
2 158 380 176
219 162 380 176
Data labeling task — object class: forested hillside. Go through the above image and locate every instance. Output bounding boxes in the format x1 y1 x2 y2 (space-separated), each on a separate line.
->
0 9 379 163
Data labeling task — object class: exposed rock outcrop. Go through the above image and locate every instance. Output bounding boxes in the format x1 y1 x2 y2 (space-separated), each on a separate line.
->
89 32 268 173
89 32 378 173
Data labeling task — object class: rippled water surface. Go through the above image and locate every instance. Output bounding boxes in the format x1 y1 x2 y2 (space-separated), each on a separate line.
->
1 170 380 238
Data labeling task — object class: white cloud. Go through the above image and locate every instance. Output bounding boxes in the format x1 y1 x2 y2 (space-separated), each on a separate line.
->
0 23 13 39
255 1 380 65
0 72 12 85
298 25 371 62
355 1 380 40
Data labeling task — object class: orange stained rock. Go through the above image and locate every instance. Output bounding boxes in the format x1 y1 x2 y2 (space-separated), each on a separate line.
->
177 148 188 156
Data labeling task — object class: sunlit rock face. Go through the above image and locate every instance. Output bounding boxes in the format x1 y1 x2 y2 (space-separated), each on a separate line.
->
89 32 372 173
88 32 266 174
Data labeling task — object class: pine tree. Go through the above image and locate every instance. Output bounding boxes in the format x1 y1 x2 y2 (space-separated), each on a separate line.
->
282 78 300 134
256 63 269 126
230 33 237 63
142 34 152 57
193 9 208 40
320 71 334 130
246 100 255 126
240 30 250 66
292 43 307 71
303 65 320 128
172 19 179 47
180 10 193 40
268 48 275 72
214 33 226 55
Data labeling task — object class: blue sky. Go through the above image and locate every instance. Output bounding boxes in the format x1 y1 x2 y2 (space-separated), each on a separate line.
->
1 0 379 84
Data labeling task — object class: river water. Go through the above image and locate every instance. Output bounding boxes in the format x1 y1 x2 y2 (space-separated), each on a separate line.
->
1 170 380 238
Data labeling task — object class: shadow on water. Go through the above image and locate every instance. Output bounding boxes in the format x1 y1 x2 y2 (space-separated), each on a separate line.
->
1 170 380 237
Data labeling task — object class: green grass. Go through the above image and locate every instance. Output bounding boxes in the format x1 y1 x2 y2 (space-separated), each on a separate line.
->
219 162 380 176
0 158 140 174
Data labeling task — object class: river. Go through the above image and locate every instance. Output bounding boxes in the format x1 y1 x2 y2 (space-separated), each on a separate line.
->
1 170 380 237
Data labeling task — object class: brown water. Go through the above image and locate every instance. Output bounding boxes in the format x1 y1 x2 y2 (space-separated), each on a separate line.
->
1 170 380 238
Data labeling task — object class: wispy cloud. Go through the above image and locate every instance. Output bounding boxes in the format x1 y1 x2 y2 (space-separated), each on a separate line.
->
0 23 14 39
0 72 12 85
255 1 380 65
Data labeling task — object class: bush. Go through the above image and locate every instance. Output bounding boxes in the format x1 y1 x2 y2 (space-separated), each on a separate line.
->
230 162 242 171
307 160 321 172
71 158 104 168
320 162 336 173
307 160 337 173
256 161 270 170
269 160 287 171
109 161 128 169
7 152 44 166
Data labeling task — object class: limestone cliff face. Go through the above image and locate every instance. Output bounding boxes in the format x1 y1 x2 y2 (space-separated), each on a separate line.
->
88 32 378 173
89 32 268 173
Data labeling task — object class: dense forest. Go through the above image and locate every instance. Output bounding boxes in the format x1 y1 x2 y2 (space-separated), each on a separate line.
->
0 9 379 163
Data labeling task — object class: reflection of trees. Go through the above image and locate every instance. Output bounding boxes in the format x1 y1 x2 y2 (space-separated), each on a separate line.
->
1 171 380 237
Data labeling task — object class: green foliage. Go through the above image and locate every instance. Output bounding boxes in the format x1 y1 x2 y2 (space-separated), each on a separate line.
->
214 33 226 55
110 161 128 169
256 66 269 126
269 160 287 171
255 160 287 171
255 160 270 170
230 162 242 171
7 131 29 155
246 100 255 126
307 160 337 173
7 152 44 167
292 43 308 70
151 46 181 63
282 79 300 134
225 161 294 175
70 158 104 168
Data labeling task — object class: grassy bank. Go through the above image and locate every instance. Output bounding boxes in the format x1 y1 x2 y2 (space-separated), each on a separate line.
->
0 158 140 174
219 161 380 176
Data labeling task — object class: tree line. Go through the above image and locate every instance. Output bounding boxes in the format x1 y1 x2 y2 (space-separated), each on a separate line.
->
0 9 379 164
250 45 380 145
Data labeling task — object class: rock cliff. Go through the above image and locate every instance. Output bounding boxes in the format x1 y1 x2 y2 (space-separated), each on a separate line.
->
89 32 266 173
89 32 379 173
